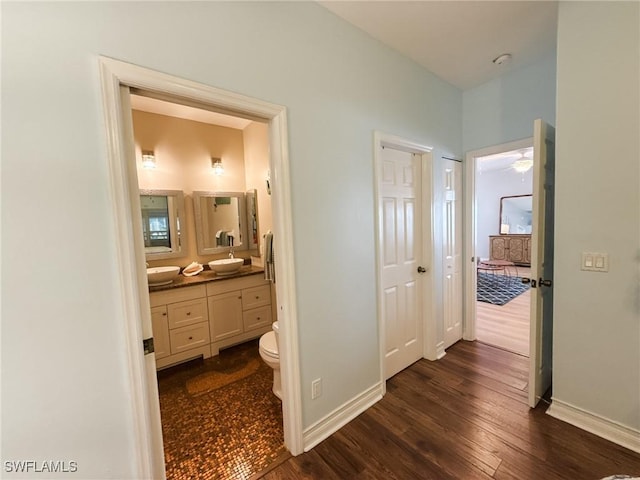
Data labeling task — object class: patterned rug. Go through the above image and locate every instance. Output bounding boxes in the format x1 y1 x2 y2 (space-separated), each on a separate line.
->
477 272 530 306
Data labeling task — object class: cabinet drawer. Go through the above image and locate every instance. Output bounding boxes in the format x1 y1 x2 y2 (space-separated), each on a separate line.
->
242 285 271 310
243 305 272 332
167 298 208 330
149 284 206 308
170 322 211 354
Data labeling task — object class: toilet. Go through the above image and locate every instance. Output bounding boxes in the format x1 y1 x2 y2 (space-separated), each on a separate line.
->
259 321 281 400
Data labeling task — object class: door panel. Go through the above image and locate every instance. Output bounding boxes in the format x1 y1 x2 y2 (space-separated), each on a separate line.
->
443 160 463 349
529 119 555 407
380 147 424 379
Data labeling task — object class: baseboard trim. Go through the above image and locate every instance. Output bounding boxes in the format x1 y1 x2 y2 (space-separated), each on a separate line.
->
436 342 446 360
547 398 640 454
302 382 383 452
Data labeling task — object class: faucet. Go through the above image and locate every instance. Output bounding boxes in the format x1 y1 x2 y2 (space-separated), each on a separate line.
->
228 247 234 259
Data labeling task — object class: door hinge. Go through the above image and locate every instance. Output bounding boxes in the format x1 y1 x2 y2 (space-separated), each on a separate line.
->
143 337 155 355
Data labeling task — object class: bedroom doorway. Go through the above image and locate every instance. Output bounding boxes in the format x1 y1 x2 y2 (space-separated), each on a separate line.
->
464 138 534 357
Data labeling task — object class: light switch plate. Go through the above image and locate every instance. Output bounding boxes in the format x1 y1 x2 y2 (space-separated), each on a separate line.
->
582 252 609 272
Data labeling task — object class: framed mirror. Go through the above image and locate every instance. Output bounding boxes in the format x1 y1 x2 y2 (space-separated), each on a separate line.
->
140 189 186 260
193 191 248 255
499 194 533 234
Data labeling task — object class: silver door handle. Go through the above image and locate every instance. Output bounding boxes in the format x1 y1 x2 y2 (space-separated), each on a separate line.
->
417 266 426 273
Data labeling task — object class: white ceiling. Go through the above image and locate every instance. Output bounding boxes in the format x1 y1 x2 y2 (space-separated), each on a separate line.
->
130 94 252 130
319 1 558 90
477 146 533 173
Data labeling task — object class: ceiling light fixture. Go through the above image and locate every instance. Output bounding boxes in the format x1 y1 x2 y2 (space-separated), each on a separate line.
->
211 157 224 176
141 150 156 169
492 53 512 65
512 153 533 173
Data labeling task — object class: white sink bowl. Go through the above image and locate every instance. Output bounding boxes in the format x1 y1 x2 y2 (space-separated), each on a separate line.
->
209 258 244 275
147 266 181 286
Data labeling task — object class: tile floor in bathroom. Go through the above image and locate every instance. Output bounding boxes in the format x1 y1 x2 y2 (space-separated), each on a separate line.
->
157 339 286 480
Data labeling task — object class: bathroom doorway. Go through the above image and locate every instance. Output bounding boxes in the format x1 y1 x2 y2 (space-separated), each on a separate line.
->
131 93 288 477
99 57 303 479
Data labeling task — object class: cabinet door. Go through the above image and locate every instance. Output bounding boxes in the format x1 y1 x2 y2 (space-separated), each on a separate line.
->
525 236 532 264
508 237 525 263
150 306 170 360
209 291 243 342
243 305 272 332
490 237 507 260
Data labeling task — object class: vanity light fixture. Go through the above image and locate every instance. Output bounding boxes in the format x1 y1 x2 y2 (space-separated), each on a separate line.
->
512 153 533 173
211 157 224 176
141 150 156 169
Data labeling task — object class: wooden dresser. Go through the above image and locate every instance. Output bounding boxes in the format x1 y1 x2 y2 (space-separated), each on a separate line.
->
489 234 531 266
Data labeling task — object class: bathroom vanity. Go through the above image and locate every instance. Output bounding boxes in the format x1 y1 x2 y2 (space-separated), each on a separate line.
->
149 268 273 370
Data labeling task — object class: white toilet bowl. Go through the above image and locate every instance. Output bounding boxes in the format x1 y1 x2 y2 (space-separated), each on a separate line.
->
259 322 281 400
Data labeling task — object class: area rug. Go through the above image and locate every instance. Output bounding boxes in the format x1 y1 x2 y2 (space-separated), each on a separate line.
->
477 271 529 306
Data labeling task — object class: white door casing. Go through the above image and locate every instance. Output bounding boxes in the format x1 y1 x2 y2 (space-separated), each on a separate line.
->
98 57 304 478
529 119 555 407
443 159 463 349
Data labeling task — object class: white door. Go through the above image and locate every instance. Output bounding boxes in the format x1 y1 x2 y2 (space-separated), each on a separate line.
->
443 160 463 349
528 119 555 407
379 146 425 379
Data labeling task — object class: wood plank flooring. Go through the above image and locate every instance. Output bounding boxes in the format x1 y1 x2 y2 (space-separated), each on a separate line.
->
476 267 531 357
255 341 640 479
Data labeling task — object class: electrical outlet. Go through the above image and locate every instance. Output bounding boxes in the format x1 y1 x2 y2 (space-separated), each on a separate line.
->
311 378 322 399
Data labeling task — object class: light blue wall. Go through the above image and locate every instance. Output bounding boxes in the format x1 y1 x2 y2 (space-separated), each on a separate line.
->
553 1 639 431
463 52 557 152
1 2 461 477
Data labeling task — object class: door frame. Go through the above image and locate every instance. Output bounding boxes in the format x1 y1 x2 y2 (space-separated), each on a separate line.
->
463 138 533 341
373 132 436 393
99 56 303 478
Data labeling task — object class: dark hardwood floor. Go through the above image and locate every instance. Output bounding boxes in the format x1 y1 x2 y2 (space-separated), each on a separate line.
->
254 340 640 479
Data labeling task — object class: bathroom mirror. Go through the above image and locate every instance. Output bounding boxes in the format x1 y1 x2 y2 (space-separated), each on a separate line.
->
499 194 533 234
140 189 186 260
193 191 249 255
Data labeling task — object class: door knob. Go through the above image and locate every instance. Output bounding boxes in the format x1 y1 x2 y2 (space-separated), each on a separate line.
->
522 277 537 288
417 266 426 273
539 278 553 287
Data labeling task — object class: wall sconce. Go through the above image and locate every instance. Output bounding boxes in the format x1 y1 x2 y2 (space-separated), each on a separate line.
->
211 157 224 176
141 150 156 169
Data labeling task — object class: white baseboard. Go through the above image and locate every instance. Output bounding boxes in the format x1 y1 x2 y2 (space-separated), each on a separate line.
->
436 342 447 360
547 398 640 454
302 382 383 452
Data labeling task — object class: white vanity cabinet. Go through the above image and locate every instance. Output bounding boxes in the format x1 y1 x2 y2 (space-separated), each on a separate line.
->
207 275 273 355
149 284 211 369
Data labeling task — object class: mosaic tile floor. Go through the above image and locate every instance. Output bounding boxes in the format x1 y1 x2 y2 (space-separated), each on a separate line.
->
157 340 286 480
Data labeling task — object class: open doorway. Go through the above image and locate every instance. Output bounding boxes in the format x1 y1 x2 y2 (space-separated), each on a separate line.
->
99 57 303 479
474 146 533 357
463 139 534 356
131 93 288 478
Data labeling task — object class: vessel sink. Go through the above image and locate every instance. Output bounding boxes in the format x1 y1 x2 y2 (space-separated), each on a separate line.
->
208 258 244 275
147 266 181 286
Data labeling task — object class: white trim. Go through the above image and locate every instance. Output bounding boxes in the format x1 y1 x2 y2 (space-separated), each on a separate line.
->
303 383 384 452
372 131 436 381
547 399 640 454
436 341 447 360
98 58 304 479
463 138 533 342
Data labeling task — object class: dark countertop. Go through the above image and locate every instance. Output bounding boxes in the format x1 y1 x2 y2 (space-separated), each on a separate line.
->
148 265 266 293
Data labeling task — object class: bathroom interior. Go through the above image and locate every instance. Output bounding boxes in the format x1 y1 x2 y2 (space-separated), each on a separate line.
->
131 93 286 479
